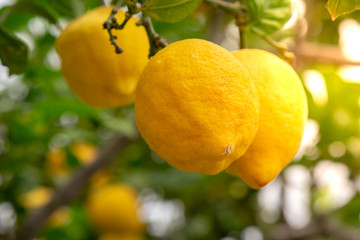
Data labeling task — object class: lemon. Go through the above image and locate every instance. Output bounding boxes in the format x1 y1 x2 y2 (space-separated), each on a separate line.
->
227 49 308 189
46 142 98 175
46 142 109 186
86 184 143 233
19 187 52 208
56 6 149 108
98 232 144 240
135 39 259 175
19 187 71 227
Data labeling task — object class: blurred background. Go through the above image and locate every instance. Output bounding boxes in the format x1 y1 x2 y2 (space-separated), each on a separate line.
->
0 0 360 239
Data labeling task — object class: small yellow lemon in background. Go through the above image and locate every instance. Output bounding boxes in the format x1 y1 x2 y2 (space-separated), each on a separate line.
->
86 184 144 233
56 6 149 108
19 187 52 209
227 49 308 189
46 142 109 187
98 232 144 240
135 39 259 175
19 187 71 227
46 142 98 175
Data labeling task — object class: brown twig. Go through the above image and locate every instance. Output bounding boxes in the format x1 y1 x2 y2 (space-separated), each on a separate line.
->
294 42 360 65
15 134 133 240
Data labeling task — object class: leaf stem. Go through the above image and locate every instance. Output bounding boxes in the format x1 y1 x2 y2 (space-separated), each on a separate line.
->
137 16 168 57
203 0 244 13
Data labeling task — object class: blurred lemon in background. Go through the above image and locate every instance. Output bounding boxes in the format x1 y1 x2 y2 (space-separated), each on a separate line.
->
56 6 149 108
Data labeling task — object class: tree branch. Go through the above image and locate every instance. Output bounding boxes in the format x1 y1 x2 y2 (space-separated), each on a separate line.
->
266 215 360 240
15 134 133 240
294 42 360 65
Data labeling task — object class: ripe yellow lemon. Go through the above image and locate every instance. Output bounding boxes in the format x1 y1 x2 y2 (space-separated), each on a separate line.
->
86 184 143 233
56 6 149 108
98 232 144 240
227 49 308 189
135 39 259 175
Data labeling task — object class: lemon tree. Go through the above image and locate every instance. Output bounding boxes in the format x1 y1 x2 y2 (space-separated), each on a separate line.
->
1 0 360 240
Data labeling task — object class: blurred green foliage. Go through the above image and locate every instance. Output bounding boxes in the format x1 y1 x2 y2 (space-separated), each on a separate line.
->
0 0 359 240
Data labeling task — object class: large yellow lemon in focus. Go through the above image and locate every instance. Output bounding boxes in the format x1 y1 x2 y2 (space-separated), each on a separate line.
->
135 39 259 175
86 184 144 233
227 49 308 189
56 6 149 108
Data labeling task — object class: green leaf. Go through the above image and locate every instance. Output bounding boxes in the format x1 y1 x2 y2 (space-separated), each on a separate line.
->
247 0 292 36
65 147 81 168
11 0 59 25
142 0 203 23
327 0 360 20
0 27 28 74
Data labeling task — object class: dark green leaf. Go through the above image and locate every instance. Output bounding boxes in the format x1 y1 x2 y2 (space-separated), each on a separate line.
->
248 0 292 36
65 147 81 168
142 0 203 23
11 0 59 25
47 0 76 18
0 27 28 74
327 0 360 20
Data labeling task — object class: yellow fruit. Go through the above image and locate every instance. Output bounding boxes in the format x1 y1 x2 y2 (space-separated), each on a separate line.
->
56 6 149 108
227 49 308 189
19 187 71 227
19 187 52 208
71 142 99 165
46 142 98 175
86 184 143 233
98 232 144 240
135 39 259 175
46 142 109 186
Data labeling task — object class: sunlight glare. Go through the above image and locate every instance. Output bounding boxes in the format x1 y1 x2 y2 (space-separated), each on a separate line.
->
303 70 328 106
338 66 360 84
313 160 355 212
339 19 360 61
283 0 306 29
294 119 320 160
283 165 311 229
257 178 282 223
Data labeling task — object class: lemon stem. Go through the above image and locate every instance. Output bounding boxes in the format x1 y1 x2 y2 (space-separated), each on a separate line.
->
262 35 295 64
239 28 246 49
137 16 168 57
